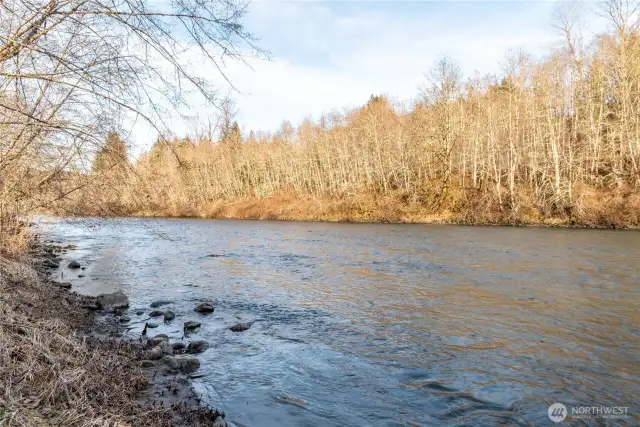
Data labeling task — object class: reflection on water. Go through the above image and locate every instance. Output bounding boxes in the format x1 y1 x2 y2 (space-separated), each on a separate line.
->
39 217 640 426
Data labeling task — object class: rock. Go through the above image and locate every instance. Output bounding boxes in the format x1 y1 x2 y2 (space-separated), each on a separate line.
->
149 300 173 308
140 360 155 368
183 320 201 331
119 315 131 323
42 259 60 269
162 355 200 374
68 260 81 269
194 303 214 314
135 310 145 316
229 322 252 332
56 282 72 289
212 416 226 427
146 346 163 360
150 334 169 345
149 310 163 317
77 274 85 278
146 322 159 328
163 310 175 322
160 341 174 356
187 340 209 354
81 303 99 311
171 342 186 352
206 254 222 257
95 291 129 310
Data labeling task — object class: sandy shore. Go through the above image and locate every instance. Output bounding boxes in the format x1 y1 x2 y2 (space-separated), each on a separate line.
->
0 239 226 427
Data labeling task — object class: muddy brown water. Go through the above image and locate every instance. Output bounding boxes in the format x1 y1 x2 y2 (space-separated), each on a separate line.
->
38 217 639 426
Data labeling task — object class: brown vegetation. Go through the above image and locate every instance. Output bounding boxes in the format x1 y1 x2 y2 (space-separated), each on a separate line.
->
60 2 640 228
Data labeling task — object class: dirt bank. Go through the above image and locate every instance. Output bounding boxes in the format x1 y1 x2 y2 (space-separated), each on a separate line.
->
0 240 226 427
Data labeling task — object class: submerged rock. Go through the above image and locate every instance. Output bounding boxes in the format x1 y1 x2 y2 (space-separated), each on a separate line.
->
135 310 145 316
229 322 252 332
183 320 201 331
68 260 81 269
96 291 129 310
149 310 163 317
187 340 209 354
194 303 214 314
149 300 173 308
163 310 175 322
162 355 200 374
146 322 159 328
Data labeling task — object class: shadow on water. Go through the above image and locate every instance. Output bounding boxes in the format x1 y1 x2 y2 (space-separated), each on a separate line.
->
37 217 640 426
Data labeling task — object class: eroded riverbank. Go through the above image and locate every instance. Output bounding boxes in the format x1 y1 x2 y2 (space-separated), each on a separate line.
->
0 240 227 427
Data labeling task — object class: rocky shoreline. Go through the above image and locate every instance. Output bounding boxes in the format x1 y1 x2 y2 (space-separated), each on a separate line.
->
0 239 228 426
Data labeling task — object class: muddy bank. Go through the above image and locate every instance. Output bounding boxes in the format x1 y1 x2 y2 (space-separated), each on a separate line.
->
0 240 226 427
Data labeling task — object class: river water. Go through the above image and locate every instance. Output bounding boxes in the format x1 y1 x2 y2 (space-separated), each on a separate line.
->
38 217 639 426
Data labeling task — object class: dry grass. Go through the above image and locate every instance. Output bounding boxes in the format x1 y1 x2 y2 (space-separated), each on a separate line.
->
0 256 223 427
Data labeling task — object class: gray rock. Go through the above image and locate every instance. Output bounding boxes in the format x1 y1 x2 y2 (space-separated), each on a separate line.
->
95 291 129 310
187 340 209 354
68 260 81 269
140 360 156 368
212 416 226 427
149 300 173 308
147 346 163 360
146 322 159 328
149 310 163 317
150 334 169 345
162 355 200 374
135 310 145 316
42 259 60 269
183 320 201 331
77 274 85 278
160 341 174 356
119 315 131 323
194 303 214 314
163 310 175 322
171 342 186 352
229 322 252 332
56 282 72 289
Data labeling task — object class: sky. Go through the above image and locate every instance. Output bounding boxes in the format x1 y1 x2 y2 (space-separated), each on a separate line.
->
128 0 607 154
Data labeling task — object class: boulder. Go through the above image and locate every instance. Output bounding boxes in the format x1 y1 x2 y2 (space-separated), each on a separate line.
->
95 291 129 310
162 355 200 374
149 310 163 317
42 259 60 269
171 342 186 352
183 320 201 331
149 300 173 308
194 303 214 314
56 282 72 289
140 360 156 368
135 310 145 316
212 416 226 427
160 341 174 356
187 340 209 354
229 322 252 332
163 310 175 322
68 260 81 269
150 334 169 345
146 322 159 328
146 346 163 360
119 315 131 323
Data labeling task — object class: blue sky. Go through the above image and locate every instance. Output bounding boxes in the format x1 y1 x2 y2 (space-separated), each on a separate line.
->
129 0 607 152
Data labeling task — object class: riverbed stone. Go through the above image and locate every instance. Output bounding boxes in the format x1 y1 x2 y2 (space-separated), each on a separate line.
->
56 282 72 289
95 291 129 310
146 322 159 328
163 310 175 322
135 310 144 316
212 416 226 427
42 259 60 269
149 310 163 317
149 300 173 308
140 360 156 368
162 355 200 374
187 340 209 354
150 334 169 345
68 260 81 269
119 315 131 323
229 322 252 332
160 341 174 356
146 346 163 360
183 320 201 331
194 303 214 314
171 342 186 352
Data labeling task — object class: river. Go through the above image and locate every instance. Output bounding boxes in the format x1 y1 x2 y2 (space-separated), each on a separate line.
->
37 217 639 426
